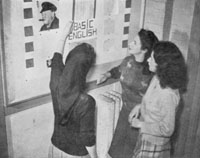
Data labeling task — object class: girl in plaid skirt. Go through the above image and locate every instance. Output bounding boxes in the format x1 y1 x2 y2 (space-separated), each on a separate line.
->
132 134 171 158
129 41 188 158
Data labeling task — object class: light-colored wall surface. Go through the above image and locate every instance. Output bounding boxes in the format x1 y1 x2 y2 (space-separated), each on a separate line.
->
169 0 195 59
143 0 167 39
6 103 54 158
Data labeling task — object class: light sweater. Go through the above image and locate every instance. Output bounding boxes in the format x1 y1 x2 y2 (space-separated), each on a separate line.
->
140 76 180 145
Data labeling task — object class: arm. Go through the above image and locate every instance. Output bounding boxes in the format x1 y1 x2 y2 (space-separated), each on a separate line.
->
97 56 134 84
49 21 73 92
55 21 74 55
109 65 121 79
140 93 179 137
96 65 121 84
49 53 64 92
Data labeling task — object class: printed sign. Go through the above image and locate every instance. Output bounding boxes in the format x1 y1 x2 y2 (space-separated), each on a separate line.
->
67 18 97 42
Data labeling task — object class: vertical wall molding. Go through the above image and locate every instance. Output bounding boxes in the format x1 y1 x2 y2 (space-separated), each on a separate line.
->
0 0 9 157
183 0 200 157
172 1 200 158
129 0 143 42
162 0 174 40
140 0 146 28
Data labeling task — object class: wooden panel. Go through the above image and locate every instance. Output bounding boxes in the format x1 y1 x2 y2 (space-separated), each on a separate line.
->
172 0 200 158
129 0 142 41
162 0 174 40
193 111 200 157
184 0 200 157
144 0 167 39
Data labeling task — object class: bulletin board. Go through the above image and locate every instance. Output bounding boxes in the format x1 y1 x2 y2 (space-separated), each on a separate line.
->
3 0 132 104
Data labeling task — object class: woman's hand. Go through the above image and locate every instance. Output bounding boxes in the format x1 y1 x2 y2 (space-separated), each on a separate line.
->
130 118 142 128
128 104 141 124
55 21 74 54
96 72 111 85
60 21 74 41
63 21 74 36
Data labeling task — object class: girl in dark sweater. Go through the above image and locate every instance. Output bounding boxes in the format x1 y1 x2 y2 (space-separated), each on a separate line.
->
49 22 97 158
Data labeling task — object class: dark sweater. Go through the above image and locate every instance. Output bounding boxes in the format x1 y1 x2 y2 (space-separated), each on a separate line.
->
49 53 96 156
109 55 153 110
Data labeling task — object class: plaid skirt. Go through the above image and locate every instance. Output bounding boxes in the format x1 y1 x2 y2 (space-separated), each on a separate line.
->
132 134 171 158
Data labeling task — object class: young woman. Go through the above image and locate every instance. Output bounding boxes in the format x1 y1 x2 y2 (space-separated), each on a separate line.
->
49 22 97 158
97 29 159 158
129 41 188 158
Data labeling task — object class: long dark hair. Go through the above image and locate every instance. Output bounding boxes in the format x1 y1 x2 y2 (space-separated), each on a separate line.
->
153 41 188 93
138 29 159 75
64 43 96 92
57 43 96 125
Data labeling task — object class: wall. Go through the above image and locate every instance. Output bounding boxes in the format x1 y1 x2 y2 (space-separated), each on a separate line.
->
3 0 130 104
129 0 167 42
169 0 195 59
171 0 200 158
143 0 167 39
6 103 54 158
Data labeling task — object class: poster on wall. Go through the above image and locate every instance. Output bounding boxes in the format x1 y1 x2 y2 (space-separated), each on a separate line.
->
3 0 129 104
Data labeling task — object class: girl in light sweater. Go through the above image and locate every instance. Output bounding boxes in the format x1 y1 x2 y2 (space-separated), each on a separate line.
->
129 41 188 158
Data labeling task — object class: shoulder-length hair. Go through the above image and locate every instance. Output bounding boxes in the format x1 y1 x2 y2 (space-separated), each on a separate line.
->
153 41 188 93
138 29 159 75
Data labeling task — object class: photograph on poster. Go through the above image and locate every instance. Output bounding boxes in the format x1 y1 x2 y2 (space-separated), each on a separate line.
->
39 1 59 31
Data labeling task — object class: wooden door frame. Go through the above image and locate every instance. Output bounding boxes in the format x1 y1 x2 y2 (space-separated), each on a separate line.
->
0 0 9 157
172 0 200 157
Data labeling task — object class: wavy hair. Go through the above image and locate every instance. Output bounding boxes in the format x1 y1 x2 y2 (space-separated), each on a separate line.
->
138 29 159 74
153 41 188 93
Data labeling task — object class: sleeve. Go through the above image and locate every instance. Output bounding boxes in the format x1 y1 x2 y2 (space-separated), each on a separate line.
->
109 57 129 79
109 66 121 79
49 53 65 92
77 97 96 146
140 92 179 137
56 57 79 116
